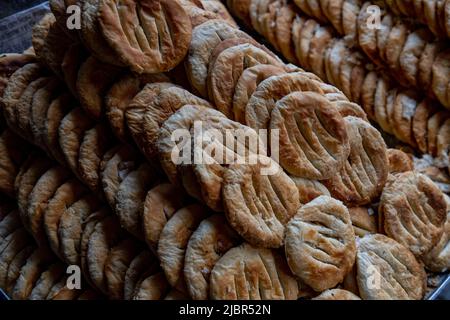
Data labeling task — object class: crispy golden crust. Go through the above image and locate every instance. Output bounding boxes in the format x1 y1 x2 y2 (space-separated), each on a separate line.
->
105 73 170 143
143 86 211 157
184 214 240 300
226 0 252 26
325 37 348 92
26 166 70 245
44 92 74 165
11 247 55 300
98 0 192 74
178 164 204 202
223 156 300 248
157 104 226 185
2 63 47 129
380 172 446 257
100 145 140 208
249 0 275 36
20 78 46 134
86 215 123 294
158 204 210 289
334 100 368 121
373 76 392 134
44 180 88 258
28 262 65 300
436 118 450 161
291 16 312 71
422 195 450 272
275 3 297 63
5 245 35 295
271 91 349 179
260 0 282 51
387 149 414 174
80 209 109 288
132 272 170 300
289 176 330 204
105 74 143 143
348 207 377 237
427 111 449 157
58 194 101 265
31 13 56 61
78 123 114 193
58 107 95 177
180 0 222 27
207 42 283 118
245 72 323 130
342 264 360 296
200 0 237 26
142 183 186 248
414 164 450 191
432 50 450 108
123 250 160 300
232 64 286 123
0 228 32 290
313 289 361 300
191 116 266 211
76 56 122 119
324 116 389 206
115 162 160 239
16 155 53 232
210 243 298 300
104 237 143 300
392 91 419 147
207 37 277 76
80 0 124 66
0 53 36 101
0 129 27 197
356 234 426 300
233 0 450 154
186 19 253 97
126 82 177 157
285 196 356 292
30 78 62 151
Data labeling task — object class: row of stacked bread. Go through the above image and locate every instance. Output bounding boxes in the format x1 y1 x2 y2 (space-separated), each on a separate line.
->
380 0 450 39
0 0 449 299
0 52 230 300
0 191 104 299
0 52 261 299
32 1 379 209
23 0 450 296
1 7 253 299
2 75 443 300
0 52 206 299
0 112 200 300
0 195 100 300
286 0 450 109
60 0 450 298
225 0 450 171
0 121 104 299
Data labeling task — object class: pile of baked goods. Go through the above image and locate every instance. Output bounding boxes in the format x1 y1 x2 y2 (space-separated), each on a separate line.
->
0 0 449 300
